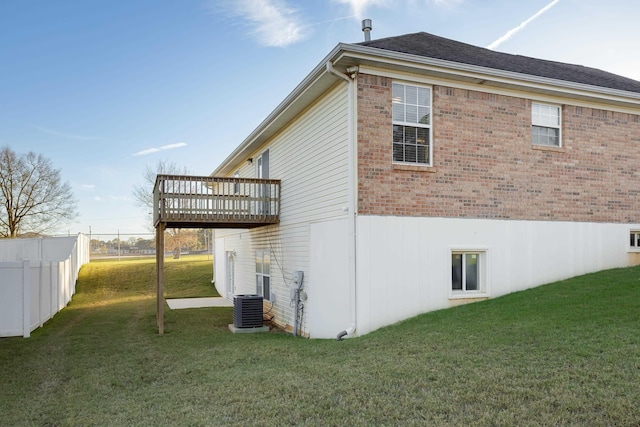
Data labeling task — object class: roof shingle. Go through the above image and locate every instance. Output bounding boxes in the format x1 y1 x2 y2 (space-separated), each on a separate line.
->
358 32 640 94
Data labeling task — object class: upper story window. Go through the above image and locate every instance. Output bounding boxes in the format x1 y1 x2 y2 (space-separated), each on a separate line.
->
392 82 432 166
532 103 561 147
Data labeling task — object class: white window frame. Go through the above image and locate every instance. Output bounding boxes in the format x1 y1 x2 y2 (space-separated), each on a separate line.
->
630 230 640 252
392 81 433 166
532 102 562 147
450 248 489 298
255 249 271 301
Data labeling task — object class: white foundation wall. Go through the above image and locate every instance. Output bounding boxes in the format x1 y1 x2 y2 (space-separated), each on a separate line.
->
355 216 635 336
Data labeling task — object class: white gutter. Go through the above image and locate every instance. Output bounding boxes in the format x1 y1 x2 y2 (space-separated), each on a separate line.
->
336 43 640 104
326 61 358 340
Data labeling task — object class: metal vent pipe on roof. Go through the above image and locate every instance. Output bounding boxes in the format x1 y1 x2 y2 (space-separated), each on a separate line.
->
362 19 372 41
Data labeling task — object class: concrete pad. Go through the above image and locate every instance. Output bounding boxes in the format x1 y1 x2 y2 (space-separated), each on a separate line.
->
228 324 270 334
166 297 233 309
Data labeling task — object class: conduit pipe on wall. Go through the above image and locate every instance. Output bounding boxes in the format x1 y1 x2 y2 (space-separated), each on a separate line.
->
326 61 358 340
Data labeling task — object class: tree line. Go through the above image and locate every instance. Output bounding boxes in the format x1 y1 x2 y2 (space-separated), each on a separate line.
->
90 229 212 254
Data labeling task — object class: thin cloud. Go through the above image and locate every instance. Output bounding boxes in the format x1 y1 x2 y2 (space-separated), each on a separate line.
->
486 0 560 50
132 142 188 157
430 0 463 7
36 126 105 141
305 15 357 28
227 0 306 47
333 0 390 20
81 184 96 190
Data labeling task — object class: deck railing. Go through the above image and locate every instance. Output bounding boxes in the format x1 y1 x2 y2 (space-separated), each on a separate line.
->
153 174 280 228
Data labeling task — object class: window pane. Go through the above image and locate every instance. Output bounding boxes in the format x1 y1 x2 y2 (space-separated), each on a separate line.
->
256 252 262 274
263 276 270 301
532 103 560 127
263 253 270 275
452 254 463 290
418 106 430 125
406 105 418 123
406 85 417 105
465 253 478 291
417 127 429 146
417 87 430 106
405 127 416 145
631 233 635 247
405 145 417 163
256 275 262 295
532 126 560 146
417 145 428 164
392 102 404 122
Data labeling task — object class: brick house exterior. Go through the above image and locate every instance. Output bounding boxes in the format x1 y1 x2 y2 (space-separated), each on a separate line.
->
211 32 640 338
358 74 640 223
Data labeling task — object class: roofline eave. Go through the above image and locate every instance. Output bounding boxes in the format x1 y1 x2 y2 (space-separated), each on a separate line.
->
212 43 640 177
335 44 640 103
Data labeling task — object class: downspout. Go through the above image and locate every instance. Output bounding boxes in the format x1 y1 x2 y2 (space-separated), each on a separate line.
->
326 61 358 340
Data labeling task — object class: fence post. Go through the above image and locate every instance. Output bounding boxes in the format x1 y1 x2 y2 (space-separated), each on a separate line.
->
39 260 44 328
22 260 30 338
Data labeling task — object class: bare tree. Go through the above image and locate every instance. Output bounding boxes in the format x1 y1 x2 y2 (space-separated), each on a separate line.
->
132 160 190 210
132 160 190 258
0 146 77 237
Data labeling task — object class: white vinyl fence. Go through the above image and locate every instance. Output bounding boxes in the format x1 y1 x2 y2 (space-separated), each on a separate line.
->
0 234 90 338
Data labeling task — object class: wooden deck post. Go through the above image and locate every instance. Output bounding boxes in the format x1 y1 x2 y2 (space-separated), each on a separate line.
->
156 223 165 335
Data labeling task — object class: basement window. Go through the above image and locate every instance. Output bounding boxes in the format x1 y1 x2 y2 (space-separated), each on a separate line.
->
451 250 487 295
630 231 640 251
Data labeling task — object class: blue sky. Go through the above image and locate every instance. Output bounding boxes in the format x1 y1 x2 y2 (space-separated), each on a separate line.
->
1 0 639 239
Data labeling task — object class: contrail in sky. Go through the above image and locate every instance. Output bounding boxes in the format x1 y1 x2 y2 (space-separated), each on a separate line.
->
132 142 188 156
486 0 560 50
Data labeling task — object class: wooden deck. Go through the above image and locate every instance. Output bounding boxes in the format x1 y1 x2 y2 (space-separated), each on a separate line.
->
153 174 280 229
153 174 280 335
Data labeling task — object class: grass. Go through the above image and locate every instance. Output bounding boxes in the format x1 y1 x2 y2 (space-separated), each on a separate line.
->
1 257 639 426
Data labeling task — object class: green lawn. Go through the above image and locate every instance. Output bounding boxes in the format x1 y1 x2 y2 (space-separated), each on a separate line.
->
1 257 639 426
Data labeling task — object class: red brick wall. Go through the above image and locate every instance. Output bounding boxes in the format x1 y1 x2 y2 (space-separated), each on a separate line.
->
357 73 640 223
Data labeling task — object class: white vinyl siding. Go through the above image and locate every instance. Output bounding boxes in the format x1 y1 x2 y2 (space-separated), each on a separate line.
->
215 83 350 333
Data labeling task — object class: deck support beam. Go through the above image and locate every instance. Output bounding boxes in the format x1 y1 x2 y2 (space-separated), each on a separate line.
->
156 222 166 335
